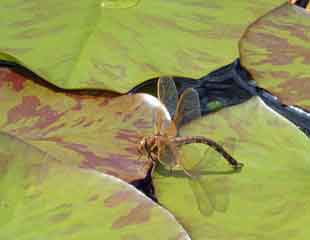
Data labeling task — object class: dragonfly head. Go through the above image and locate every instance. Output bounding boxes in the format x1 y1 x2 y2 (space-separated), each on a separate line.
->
137 137 148 155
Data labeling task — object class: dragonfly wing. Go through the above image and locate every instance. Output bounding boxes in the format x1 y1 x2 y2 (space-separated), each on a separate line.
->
157 137 178 169
157 76 178 117
173 88 201 130
181 144 234 215
197 173 230 213
188 177 214 216
187 139 238 175
200 145 235 213
152 108 174 136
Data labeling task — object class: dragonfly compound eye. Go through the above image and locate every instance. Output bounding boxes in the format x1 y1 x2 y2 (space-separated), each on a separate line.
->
138 138 148 153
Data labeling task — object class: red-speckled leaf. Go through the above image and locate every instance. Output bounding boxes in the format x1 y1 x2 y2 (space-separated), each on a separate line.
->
0 68 170 183
0 0 283 92
0 132 190 240
240 2 310 110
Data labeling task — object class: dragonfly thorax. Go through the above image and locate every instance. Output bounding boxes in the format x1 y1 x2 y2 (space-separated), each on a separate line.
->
139 136 156 153
138 135 164 163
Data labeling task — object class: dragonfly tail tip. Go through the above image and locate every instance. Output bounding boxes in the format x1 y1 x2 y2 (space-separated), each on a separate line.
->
234 162 244 172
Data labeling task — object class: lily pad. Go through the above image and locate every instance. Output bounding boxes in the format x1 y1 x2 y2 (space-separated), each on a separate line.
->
0 132 190 239
0 0 283 92
0 68 170 183
240 2 310 110
154 97 310 239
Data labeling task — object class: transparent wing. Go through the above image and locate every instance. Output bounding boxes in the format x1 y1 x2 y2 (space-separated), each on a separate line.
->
157 76 178 117
188 178 215 216
180 143 236 216
157 137 178 169
152 108 177 137
173 88 201 131
191 140 238 176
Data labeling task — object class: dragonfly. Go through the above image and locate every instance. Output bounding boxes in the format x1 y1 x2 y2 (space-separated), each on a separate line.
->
289 0 310 11
138 76 243 215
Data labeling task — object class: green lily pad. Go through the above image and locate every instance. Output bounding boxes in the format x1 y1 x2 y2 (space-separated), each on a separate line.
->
0 132 190 239
0 68 170 183
240 2 310 110
0 0 283 92
153 97 310 239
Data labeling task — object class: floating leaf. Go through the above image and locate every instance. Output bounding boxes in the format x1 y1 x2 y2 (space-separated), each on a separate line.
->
154 97 310 239
101 0 140 9
0 0 283 92
0 68 170 183
0 132 190 239
240 2 310 110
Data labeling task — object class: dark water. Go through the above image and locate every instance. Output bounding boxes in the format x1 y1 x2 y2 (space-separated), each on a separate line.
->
130 59 310 136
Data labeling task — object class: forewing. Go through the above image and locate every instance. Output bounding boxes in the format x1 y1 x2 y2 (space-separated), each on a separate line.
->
157 137 178 169
173 88 201 131
152 108 168 134
157 76 178 117
152 108 177 137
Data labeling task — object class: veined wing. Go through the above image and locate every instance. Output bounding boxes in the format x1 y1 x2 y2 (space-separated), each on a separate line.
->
180 143 236 216
184 140 238 177
157 136 178 170
173 88 201 131
153 108 177 137
157 76 178 117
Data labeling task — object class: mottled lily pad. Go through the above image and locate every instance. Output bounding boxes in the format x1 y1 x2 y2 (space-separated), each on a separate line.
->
0 68 170 183
240 2 310 110
0 0 283 92
0 132 190 240
154 97 310 239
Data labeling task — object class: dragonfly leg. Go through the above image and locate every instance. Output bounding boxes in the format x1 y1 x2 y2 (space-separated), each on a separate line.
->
148 153 157 176
150 143 157 153
136 153 145 164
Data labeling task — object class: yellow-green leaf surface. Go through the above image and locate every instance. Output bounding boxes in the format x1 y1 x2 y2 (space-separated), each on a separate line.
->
0 68 170 183
0 132 190 240
0 0 283 92
240 2 310 109
154 97 310 239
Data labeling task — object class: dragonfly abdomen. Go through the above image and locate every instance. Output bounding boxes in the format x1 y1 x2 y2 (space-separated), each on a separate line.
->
172 136 243 169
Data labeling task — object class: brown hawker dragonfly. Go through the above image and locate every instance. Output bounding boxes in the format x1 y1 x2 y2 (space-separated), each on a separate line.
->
138 76 243 216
